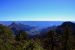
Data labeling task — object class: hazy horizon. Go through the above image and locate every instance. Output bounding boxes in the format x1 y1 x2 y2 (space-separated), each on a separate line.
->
0 21 64 28
0 21 75 29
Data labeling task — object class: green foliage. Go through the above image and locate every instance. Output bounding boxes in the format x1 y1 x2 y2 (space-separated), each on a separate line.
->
15 30 28 42
0 24 15 50
0 22 75 50
0 24 44 50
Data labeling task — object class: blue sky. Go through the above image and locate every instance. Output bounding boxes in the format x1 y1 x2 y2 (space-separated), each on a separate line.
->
0 0 75 21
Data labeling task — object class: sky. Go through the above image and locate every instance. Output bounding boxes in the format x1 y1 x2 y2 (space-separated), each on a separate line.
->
0 0 75 21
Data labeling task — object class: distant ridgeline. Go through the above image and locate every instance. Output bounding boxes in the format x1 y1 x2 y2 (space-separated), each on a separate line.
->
0 21 75 50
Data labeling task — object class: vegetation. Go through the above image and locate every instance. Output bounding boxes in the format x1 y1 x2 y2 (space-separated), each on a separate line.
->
0 22 75 50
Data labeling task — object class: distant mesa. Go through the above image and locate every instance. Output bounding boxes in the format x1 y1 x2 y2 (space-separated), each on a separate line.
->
61 21 75 26
9 22 38 35
0 21 75 36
